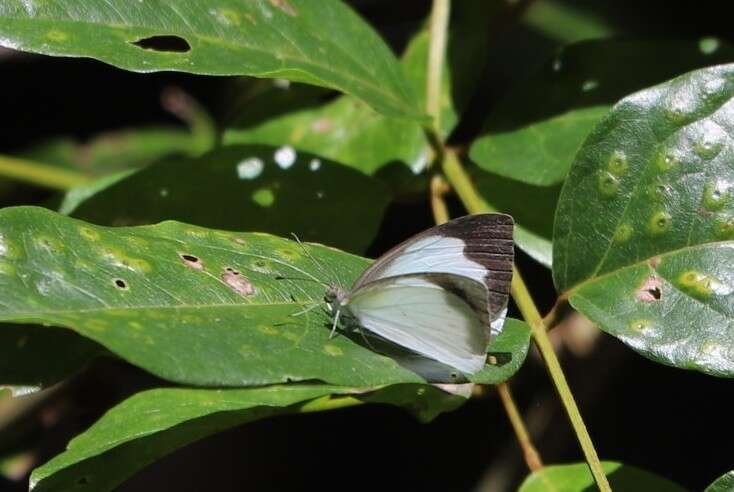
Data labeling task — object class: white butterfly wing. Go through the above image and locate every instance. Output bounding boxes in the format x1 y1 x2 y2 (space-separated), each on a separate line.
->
353 214 514 332
344 273 490 374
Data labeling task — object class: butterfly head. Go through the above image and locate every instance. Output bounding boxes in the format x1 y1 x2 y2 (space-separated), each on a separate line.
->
324 285 348 316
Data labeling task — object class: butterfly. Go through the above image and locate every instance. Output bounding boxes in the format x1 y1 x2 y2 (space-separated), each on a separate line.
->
323 213 514 377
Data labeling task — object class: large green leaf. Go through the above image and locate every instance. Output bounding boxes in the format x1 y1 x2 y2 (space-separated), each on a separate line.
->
554 64 734 376
0 207 531 387
519 461 686 492
470 38 734 186
705 470 734 492
0 325 103 393
61 145 391 254
0 0 421 120
29 384 465 492
223 0 497 175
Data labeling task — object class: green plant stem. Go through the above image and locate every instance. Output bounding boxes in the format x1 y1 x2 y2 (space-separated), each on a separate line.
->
511 266 610 491
496 382 543 472
0 154 92 190
442 149 611 492
426 0 450 135
430 175 451 224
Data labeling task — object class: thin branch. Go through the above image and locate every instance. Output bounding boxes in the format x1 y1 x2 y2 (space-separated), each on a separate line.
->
496 382 543 472
426 0 450 135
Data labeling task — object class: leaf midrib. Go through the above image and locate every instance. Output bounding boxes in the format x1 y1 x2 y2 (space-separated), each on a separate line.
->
0 300 316 319
564 239 734 296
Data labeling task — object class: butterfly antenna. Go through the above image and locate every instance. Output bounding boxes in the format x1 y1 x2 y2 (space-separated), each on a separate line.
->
290 233 339 287
291 302 320 317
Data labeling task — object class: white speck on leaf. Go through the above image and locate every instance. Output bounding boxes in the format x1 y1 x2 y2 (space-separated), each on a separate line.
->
274 145 296 169
237 157 264 179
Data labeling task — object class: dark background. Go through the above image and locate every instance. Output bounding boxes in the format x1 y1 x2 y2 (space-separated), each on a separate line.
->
1 1 733 490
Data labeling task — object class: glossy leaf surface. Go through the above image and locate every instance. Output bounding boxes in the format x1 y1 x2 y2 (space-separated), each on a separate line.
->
0 0 421 119
62 145 391 254
471 39 734 186
554 64 734 376
224 0 496 174
0 207 531 387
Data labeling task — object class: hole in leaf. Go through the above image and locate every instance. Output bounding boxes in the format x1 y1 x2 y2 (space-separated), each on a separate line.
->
636 276 663 302
131 35 191 53
113 278 128 290
179 253 204 270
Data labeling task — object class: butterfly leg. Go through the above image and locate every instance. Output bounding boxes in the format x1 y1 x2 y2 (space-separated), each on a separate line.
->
329 309 341 339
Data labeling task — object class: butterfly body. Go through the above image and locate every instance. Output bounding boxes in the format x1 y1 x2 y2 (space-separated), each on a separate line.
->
324 214 514 377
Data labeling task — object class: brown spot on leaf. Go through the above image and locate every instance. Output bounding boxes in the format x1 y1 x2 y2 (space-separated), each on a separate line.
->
311 117 332 133
648 256 662 269
636 276 663 302
222 267 255 296
268 0 297 16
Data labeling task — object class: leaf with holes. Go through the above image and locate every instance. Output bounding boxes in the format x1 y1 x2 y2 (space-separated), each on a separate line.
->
705 470 734 492
29 383 465 492
0 0 421 120
470 38 734 186
223 0 497 175
0 324 103 393
0 207 531 387
519 462 686 492
60 145 390 254
554 64 734 377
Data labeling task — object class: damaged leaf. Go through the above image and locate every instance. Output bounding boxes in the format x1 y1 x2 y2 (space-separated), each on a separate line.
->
0 207 531 387
554 64 734 376
0 0 422 120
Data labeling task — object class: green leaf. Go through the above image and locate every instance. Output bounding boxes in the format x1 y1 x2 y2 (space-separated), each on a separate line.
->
0 207 531 387
223 0 496 175
19 128 210 176
705 470 734 492
27 385 402 491
554 64 734 376
62 145 391 254
519 461 686 492
470 38 734 186
0 324 103 392
522 0 614 43
472 318 531 383
0 0 421 120
475 168 560 267
29 384 466 491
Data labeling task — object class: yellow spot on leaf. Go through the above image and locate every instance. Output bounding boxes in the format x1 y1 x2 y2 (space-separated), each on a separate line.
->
257 325 279 335
323 344 343 356
78 226 100 241
46 30 69 42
